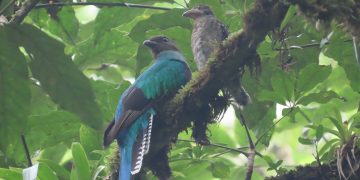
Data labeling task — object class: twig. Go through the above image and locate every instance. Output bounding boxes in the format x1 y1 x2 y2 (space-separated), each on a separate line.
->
352 36 360 66
177 139 249 157
9 0 41 24
0 0 16 15
34 2 181 11
239 112 256 180
21 135 32 167
273 42 323 51
254 108 293 146
273 39 352 51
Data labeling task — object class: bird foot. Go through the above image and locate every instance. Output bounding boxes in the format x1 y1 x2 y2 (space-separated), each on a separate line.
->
194 136 210 146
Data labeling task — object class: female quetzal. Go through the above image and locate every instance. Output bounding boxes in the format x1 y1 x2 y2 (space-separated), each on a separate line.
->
103 36 191 180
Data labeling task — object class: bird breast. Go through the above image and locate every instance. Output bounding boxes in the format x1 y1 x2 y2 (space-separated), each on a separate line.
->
191 17 224 69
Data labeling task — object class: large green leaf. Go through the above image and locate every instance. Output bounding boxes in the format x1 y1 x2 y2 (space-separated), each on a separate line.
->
297 90 341 105
80 125 102 155
324 30 360 92
38 159 71 180
26 111 81 149
75 30 137 71
271 70 294 103
129 9 191 43
15 24 102 129
91 80 130 122
0 26 30 163
94 7 144 43
296 63 331 97
0 168 22 179
71 142 91 180
38 162 58 180
209 162 230 179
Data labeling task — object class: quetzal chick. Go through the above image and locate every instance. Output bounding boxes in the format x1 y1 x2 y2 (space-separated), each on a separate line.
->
183 5 251 106
103 36 191 180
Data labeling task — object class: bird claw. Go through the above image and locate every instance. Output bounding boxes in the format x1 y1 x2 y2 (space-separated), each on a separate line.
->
194 136 210 146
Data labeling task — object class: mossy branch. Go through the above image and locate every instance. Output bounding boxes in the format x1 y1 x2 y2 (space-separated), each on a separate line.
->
288 0 360 40
139 0 289 178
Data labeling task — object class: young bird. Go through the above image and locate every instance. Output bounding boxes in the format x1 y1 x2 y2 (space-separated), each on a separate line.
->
183 5 251 106
103 36 191 180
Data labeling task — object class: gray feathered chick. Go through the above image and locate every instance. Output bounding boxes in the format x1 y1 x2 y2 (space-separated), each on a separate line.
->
183 5 251 106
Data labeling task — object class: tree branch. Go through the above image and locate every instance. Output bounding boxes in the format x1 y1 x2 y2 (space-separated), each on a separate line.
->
140 0 290 178
177 139 249 157
34 2 179 11
288 0 360 40
239 113 256 180
9 0 40 25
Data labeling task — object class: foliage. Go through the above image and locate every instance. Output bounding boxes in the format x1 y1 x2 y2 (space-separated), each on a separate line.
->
0 0 359 179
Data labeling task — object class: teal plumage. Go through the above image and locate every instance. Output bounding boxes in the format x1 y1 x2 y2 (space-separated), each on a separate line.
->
104 36 191 180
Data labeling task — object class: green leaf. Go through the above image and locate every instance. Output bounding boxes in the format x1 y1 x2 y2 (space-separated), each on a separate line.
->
38 162 58 180
75 30 138 70
71 142 91 180
280 5 297 31
274 160 284 168
271 70 294 103
37 159 71 180
80 125 102 154
92 165 105 180
94 7 144 43
282 107 299 123
316 125 324 141
262 155 281 171
15 24 102 129
327 117 347 143
0 168 22 179
296 63 331 96
129 9 191 44
0 26 30 162
91 80 130 122
297 90 341 105
257 90 285 104
306 124 340 138
26 111 81 149
298 137 314 145
30 7 79 45
349 112 360 131
318 139 339 156
0 0 14 16
209 162 230 179
323 29 360 91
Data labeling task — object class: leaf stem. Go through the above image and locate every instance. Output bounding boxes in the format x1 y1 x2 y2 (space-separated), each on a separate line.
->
177 139 249 157
9 0 40 24
254 107 293 146
34 2 183 11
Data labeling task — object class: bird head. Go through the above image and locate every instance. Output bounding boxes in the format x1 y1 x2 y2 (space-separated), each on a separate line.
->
143 36 179 58
182 5 214 19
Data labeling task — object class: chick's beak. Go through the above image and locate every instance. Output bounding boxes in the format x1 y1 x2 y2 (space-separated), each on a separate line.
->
143 40 157 47
182 9 202 18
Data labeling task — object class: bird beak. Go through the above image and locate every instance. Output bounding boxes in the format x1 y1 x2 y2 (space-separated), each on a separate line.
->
182 9 202 18
143 40 157 47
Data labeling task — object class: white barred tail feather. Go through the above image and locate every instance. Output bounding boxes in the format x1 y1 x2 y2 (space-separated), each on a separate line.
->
130 114 153 175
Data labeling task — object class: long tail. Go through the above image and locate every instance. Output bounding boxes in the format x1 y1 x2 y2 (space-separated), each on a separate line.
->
118 113 155 180
119 145 132 180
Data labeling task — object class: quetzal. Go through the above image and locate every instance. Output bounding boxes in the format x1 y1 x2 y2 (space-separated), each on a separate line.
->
183 5 251 106
103 36 191 180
